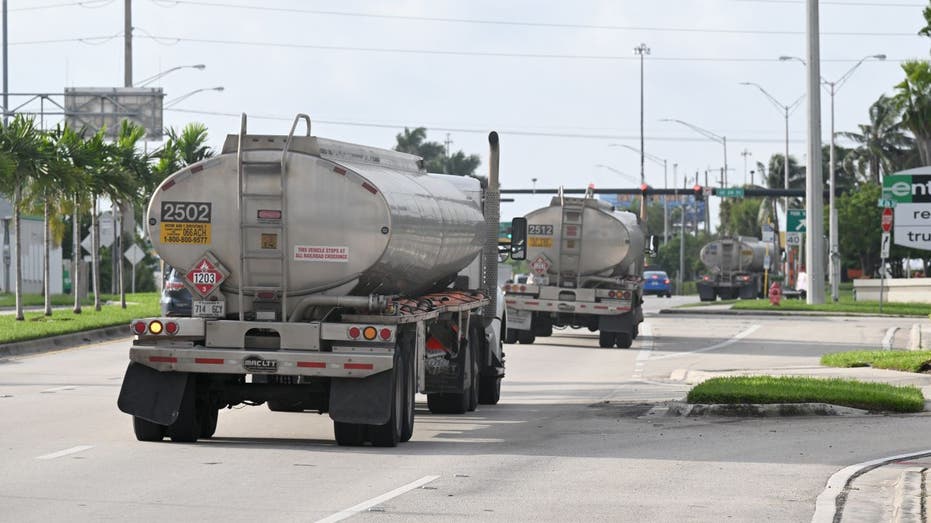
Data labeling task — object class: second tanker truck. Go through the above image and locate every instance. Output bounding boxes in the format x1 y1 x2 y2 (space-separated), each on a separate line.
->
503 189 647 349
118 114 508 447
696 236 778 301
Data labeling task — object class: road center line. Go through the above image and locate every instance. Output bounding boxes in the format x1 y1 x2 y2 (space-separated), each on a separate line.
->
36 445 94 460
881 327 898 351
647 324 761 361
314 475 440 523
41 386 76 393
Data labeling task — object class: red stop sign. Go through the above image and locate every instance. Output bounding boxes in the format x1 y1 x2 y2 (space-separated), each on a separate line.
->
881 207 893 233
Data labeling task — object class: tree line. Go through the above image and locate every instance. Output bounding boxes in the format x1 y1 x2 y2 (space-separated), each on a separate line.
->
0 116 214 320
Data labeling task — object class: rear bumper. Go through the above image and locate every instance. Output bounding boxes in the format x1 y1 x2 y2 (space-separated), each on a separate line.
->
129 345 393 378
504 296 631 315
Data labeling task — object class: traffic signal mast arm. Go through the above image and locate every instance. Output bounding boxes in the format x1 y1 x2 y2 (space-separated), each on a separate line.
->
501 187 832 198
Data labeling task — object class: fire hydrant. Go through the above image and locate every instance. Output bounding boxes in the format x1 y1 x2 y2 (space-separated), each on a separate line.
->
768 281 782 306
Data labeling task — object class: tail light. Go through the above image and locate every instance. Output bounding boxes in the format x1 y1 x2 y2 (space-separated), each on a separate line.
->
165 321 179 335
148 320 164 335
608 290 616 298
132 321 147 335
348 327 361 339
664 279 670 284
164 281 185 291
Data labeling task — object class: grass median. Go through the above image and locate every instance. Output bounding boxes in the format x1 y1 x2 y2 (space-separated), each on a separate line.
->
0 293 160 345
687 375 925 413
821 350 931 373
731 298 931 316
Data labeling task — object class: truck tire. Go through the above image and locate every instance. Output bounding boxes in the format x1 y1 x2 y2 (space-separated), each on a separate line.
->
478 375 501 405
168 376 200 443
199 407 219 439
532 315 553 337
334 422 366 446
267 400 305 412
598 330 615 348
505 328 519 344
615 332 633 349
399 334 416 443
133 416 165 442
467 328 481 412
632 324 639 340
370 352 405 447
517 330 535 344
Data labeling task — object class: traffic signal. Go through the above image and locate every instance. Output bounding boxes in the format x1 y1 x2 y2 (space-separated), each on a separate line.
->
640 183 651 202
693 184 704 202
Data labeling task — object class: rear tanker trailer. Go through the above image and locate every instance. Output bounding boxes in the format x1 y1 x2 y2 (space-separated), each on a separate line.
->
696 236 777 301
118 114 508 447
504 189 647 348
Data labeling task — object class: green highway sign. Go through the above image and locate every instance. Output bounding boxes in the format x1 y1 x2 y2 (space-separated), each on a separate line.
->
787 209 806 233
882 173 931 203
716 187 745 198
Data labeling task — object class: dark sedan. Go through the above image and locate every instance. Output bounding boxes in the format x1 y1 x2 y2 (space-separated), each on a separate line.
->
160 268 192 316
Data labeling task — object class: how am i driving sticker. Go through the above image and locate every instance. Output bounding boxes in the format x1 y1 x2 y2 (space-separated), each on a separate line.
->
159 201 212 245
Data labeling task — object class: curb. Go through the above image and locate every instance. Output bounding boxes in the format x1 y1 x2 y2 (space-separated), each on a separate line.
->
0 325 131 358
647 401 868 418
909 324 922 351
892 467 925 523
660 307 929 318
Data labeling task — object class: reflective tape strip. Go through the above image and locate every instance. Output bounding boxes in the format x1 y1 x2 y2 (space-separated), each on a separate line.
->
149 356 177 363
344 363 374 370
298 361 326 368
195 358 224 365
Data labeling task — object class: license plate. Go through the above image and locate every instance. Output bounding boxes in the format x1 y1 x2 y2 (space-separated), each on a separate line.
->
193 300 225 317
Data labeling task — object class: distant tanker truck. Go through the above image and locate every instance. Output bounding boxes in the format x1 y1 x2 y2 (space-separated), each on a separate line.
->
503 190 647 349
118 114 507 448
697 236 777 301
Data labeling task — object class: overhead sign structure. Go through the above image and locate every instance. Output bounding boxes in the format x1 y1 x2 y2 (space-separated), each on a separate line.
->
787 209 806 233
883 171 931 250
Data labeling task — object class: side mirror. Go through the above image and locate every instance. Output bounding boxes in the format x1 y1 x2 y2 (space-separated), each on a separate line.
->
497 243 510 263
647 235 657 256
510 217 527 261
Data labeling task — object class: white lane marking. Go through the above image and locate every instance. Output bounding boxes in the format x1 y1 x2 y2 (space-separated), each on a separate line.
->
36 445 94 460
314 475 440 523
648 324 761 361
633 323 654 378
811 449 931 523
881 327 898 351
41 386 76 393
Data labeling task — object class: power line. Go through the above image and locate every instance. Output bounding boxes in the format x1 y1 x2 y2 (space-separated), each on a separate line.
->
166 107 807 144
10 0 113 11
147 0 918 37
734 0 920 6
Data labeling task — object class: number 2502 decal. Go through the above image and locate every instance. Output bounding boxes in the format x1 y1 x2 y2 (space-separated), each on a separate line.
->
161 202 212 223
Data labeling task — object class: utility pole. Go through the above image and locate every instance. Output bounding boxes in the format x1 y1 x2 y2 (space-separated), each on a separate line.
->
444 133 453 160
805 0 825 304
2 0 7 126
741 149 752 185
634 43 650 186
124 0 132 88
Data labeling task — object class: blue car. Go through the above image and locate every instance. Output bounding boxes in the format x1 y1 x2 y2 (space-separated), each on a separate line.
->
643 270 672 298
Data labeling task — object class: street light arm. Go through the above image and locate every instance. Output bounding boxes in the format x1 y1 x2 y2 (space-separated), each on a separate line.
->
135 64 207 88
595 164 641 185
835 54 886 92
739 82 788 115
164 86 224 108
659 118 723 144
608 143 668 167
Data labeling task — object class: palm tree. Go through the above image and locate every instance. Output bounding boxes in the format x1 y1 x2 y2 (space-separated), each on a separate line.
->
766 153 805 211
108 121 148 308
840 94 913 183
894 61 931 166
26 126 80 315
0 116 46 320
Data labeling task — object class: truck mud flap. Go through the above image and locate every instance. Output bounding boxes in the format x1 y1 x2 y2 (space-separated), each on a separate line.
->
328 371 392 425
598 313 633 334
697 282 717 302
117 362 190 426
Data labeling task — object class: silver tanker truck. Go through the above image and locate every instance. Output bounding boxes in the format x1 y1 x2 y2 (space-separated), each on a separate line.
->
696 236 777 301
503 190 647 349
118 114 507 447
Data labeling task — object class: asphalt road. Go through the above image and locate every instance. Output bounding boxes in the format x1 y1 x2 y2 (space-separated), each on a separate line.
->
2 299 930 522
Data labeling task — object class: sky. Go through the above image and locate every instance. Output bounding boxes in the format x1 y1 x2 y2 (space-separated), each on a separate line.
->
4 0 929 225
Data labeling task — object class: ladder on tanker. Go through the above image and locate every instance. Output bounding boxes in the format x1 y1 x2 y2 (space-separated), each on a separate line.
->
236 113 312 321
557 189 589 288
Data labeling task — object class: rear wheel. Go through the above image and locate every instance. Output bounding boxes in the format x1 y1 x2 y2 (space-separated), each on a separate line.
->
133 416 165 442
598 330 615 348
168 375 200 443
267 400 305 412
369 353 405 447
467 332 480 412
199 407 219 439
505 328 519 344
478 375 502 405
334 421 366 446
517 330 535 344
399 332 416 443
615 332 633 349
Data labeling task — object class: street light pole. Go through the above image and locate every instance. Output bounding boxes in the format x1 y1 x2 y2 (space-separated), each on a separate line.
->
779 53 885 302
164 86 225 108
2 0 7 126
634 43 650 186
